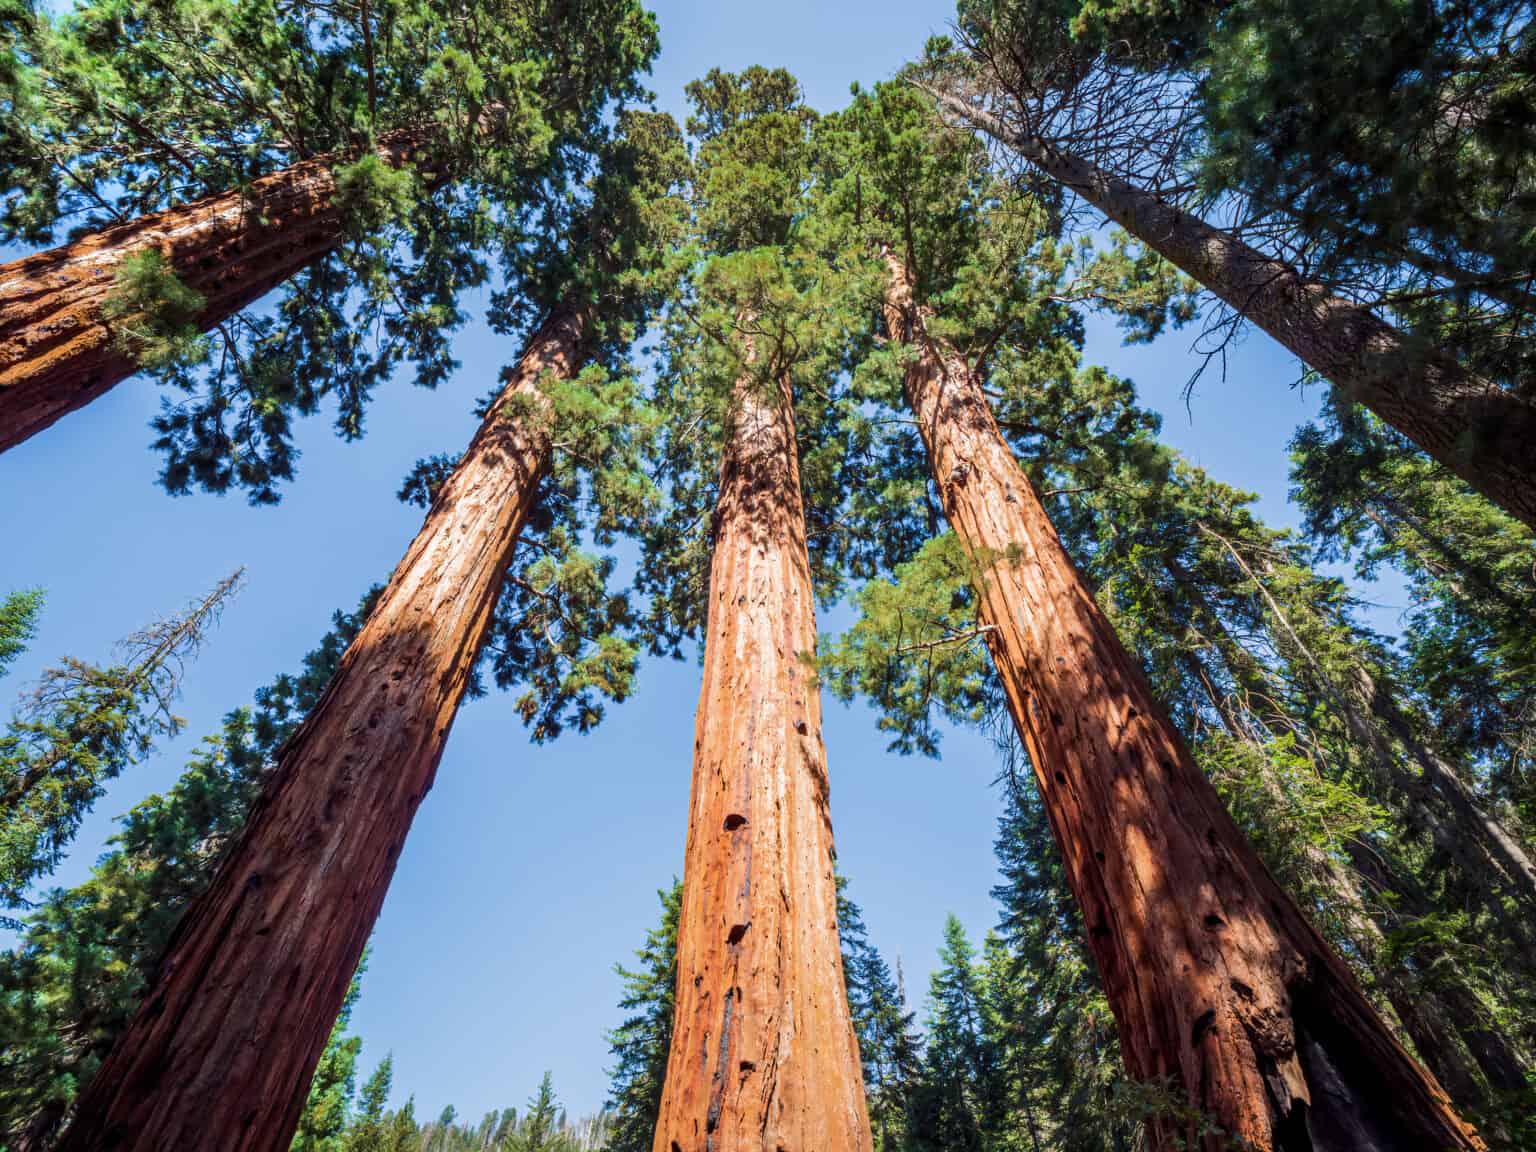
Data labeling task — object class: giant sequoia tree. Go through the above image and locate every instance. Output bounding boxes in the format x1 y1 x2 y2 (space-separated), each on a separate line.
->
810 83 1484 1150
639 68 873 1151
52 111 685 1152
0 0 656 499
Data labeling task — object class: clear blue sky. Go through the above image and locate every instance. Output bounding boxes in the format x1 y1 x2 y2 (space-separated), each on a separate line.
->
0 0 1409 1124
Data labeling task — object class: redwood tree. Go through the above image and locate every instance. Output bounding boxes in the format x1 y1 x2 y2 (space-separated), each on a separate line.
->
0 130 425 455
53 113 686 1152
0 0 658 499
641 69 872 1150
810 83 1483 1150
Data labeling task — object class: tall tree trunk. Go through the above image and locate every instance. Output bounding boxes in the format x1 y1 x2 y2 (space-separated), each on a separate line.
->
881 250 1482 1152
924 88 1536 532
54 303 587 1152
652 354 871 1152
0 129 427 454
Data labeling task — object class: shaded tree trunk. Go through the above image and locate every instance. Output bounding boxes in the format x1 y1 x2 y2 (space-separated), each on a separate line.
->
881 250 1481 1152
1180 644 1517 1118
652 352 871 1152
54 303 587 1152
1201 526 1536 950
926 88 1536 531
1168 574 1531 1114
0 128 428 454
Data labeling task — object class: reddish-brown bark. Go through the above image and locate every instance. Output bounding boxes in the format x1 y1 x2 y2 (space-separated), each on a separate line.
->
882 250 1482 1152
927 89 1536 532
652 357 871 1152
0 129 428 454
54 304 587 1152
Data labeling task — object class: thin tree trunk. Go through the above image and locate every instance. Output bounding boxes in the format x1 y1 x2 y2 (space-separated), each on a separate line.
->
924 87 1536 531
881 249 1481 1152
652 353 871 1152
1200 524 1536 945
54 303 587 1152
0 128 428 454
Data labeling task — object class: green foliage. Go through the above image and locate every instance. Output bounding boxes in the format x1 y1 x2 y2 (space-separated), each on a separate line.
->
331 152 419 240
1292 406 1536 827
820 534 996 757
398 388 646 743
5 0 660 502
0 570 241 913
636 69 909 654
340 1055 395 1152
839 879 923 1151
99 249 209 371
955 0 1536 394
0 590 42 680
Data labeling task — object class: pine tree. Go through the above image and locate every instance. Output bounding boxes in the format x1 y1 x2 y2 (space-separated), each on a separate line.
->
0 570 241 912
1292 407 1536 830
917 30 1536 531
53 112 685 1152
603 882 679 1152
839 881 923 1152
987 778 1132 1152
292 962 366 1152
811 80 1482 1149
0 589 42 679
908 916 1005 1152
513 1073 570 1152
341 1057 395 1152
0 593 373 1150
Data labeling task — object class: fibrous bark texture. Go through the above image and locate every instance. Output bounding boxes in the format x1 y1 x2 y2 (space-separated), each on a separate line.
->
0 129 426 454
932 91 1536 531
55 305 586 1152
882 251 1482 1152
652 361 871 1152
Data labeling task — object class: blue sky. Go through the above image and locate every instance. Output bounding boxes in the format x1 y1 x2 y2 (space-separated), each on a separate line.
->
0 0 1409 1124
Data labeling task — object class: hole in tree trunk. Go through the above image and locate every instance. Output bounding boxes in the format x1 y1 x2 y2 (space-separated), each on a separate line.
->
723 814 748 831
1284 985 1428 1151
727 922 749 945
1191 1009 1217 1046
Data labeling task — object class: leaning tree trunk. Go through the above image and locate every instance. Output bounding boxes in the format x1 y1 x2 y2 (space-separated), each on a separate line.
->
881 250 1481 1152
54 303 587 1152
1180 643 1516 1118
925 89 1536 532
1201 525 1536 950
1169 579 1530 1114
0 128 428 454
651 354 871 1152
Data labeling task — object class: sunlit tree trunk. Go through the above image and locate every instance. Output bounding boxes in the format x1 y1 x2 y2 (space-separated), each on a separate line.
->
881 249 1482 1152
652 348 871 1152
55 303 587 1152
926 88 1536 532
0 129 427 454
